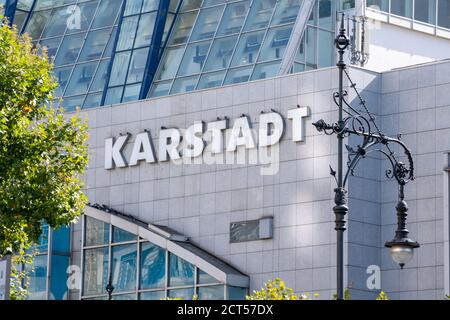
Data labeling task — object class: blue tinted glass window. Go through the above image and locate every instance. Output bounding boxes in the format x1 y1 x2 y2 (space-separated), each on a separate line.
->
123 84 142 102
112 293 137 300
127 47 150 84
66 1 99 34
40 37 62 62
41 6 71 38
26 254 48 300
243 0 276 31
305 26 316 69
251 60 280 80
112 244 137 292
105 86 124 104
197 71 225 89
31 223 49 253
149 80 172 97
198 269 219 284
366 0 389 11
317 29 333 67
54 32 86 66
50 255 69 300
125 0 143 16
12 10 28 32
112 226 137 243
319 0 334 30
142 0 159 12
116 16 139 51
103 27 118 58
62 95 84 111
169 254 194 287
65 62 97 96
203 0 227 6
181 0 202 11
217 0 250 36
25 9 52 39
271 0 301 25
92 0 122 28
198 285 224 300
224 65 253 84
109 51 131 86
85 216 110 246
157 46 185 80
227 286 247 300
83 92 102 108
53 65 73 96
83 247 109 296
17 0 34 10
414 0 436 24
230 31 264 67
135 12 157 47
169 11 198 45
391 0 413 18
171 75 199 94
168 288 194 299
258 25 293 62
190 6 224 41
178 41 211 76
140 242 166 289
79 28 111 62
140 290 165 300
89 59 110 92
52 226 70 254
204 36 237 72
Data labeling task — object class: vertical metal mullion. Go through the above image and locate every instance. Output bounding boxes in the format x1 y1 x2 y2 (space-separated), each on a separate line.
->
107 223 113 296
136 241 140 299
80 215 86 299
46 226 53 300
193 3 227 89
194 266 198 298
164 250 169 298
220 0 257 86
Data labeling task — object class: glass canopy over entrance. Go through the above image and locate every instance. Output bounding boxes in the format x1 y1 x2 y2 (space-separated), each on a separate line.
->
81 204 249 300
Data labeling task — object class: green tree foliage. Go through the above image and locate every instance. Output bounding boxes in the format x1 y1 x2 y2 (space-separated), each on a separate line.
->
246 278 319 300
0 21 88 256
376 291 389 300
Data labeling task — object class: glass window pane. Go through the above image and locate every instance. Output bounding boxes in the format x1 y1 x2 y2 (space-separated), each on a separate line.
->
190 6 224 41
243 0 277 31
39 37 62 62
135 12 157 48
258 25 293 62
168 288 194 300
162 13 175 43
83 92 102 108
29 223 49 254
181 0 202 11
216 0 250 36
50 255 69 300
391 0 413 18
438 0 450 29
203 0 227 6
140 242 166 289
177 41 211 76
366 0 389 12
197 71 225 89
105 86 124 104
65 62 98 96
140 290 165 300
295 34 305 62
112 226 137 243
230 31 264 67
319 0 334 30
123 84 142 102
414 0 436 24
293 62 305 73
17 0 34 10
125 0 143 16
103 27 118 58
318 29 333 68
271 0 301 26
198 269 219 284
26 254 48 300
112 293 137 300
169 254 194 287
62 95 85 111
157 46 185 80
142 0 159 12
204 36 238 72
66 1 99 34
251 61 280 80
305 26 316 69
79 28 111 62
171 76 199 94
92 0 122 28
53 65 73 97
224 66 253 85
109 51 131 86
117 16 139 51
90 59 110 92
24 9 52 39
111 244 137 292
149 80 172 97
169 11 198 45
41 6 71 38
198 285 224 300
85 216 110 246
227 286 247 300
127 47 150 84
12 10 28 32
83 247 109 296
54 33 86 66
52 226 70 254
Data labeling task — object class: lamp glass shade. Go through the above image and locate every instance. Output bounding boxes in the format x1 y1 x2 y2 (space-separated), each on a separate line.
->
389 245 414 267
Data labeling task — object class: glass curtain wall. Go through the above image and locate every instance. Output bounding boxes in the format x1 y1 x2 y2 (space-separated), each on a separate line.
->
23 223 71 300
82 216 246 300
150 0 331 97
22 0 123 111
366 0 450 29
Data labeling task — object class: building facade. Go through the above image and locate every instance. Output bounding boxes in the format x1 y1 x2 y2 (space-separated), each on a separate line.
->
1 0 450 300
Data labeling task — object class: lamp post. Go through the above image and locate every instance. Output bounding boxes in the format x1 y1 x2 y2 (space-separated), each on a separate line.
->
313 14 419 300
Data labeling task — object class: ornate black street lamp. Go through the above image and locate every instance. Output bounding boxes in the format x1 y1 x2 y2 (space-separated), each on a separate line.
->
106 261 114 300
312 15 419 300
